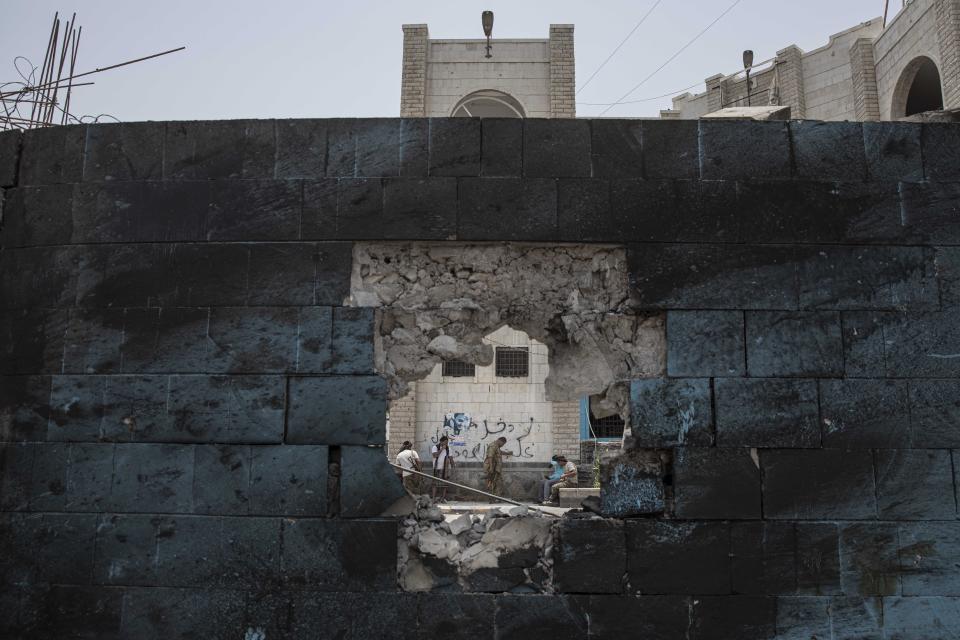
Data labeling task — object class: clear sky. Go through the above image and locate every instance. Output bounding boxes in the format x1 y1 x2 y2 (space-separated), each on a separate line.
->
1 0 895 122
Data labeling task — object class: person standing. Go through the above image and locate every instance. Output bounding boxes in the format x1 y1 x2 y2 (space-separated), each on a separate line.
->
545 455 578 505
431 436 454 501
395 441 421 494
482 437 513 498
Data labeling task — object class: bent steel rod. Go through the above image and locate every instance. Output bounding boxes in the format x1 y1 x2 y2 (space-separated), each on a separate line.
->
387 462 560 517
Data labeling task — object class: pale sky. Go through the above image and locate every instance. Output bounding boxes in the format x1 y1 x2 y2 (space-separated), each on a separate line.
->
1 0 895 121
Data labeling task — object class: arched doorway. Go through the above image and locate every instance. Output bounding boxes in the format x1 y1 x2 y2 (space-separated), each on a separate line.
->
892 56 944 117
451 90 525 117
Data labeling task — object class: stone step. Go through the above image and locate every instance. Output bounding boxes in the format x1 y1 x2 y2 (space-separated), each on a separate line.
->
559 487 599 508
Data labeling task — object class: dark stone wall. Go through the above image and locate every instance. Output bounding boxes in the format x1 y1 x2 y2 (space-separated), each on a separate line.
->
0 117 959 639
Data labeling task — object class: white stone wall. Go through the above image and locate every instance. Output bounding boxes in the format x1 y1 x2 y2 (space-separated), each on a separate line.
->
801 21 882 121
876 0 942 119
424 39 552 117
412 326 555 463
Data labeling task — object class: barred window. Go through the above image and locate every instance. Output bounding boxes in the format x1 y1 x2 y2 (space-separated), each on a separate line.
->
442 360 476 377
495 347 529 378
589 412 625 439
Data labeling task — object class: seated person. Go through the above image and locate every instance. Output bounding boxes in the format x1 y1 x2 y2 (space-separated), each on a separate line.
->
540 454 564 502
545 456 578 505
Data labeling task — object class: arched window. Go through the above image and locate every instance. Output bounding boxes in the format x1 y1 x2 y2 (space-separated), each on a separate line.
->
451 90 525 118
892 56 944 118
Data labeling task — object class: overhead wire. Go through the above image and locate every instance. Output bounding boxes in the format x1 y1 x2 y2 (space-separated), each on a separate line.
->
575 0 664 96
597 0 747 116
577 80 704 106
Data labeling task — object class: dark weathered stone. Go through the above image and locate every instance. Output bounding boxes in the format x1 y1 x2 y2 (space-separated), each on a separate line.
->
922 122 960 182
881 310 960 378
281 518 397 590
835 180 907 243
417 593 495 640
430 118 481 176
558 178 613 241
939 247 960 310
763 449 877 519
775 596 832 640
523 119 591 178
628 243 798 310
23 513 98 583
626 521 731 594
839 523 901 596
247 242 352 306
249 592 418 640
2 247 80 310
715 378 820 448
830 597 884 639
0 375 50 442
83 122 163 181
494 594 588 639
355 118 400 177
911 379 960 447
101 374 171 442
841 311 888 377
731 522 798 595
462 178 557 241
192 444 250 515
276 119 326 178
164 120 274 179
19 124 85 185
791 121 866 180
120 307 209 373
287 376 386 445
331 306 375 374
689 596 776 640
898 523 960 596
300 178 338 239
19 585 124 639
325 119 357 177
745 310 843 377
820 379 911 448
382 178 458 239
219 517 282 588
0 308 67 374
339 446 406 517
464 567 526 592
737 181 845 243
110 443 194 512
297 306 333 373
400 118 429 177
590 120 642 178
797 245 939 311
699 120 790 180
248 445 328 516
167 375 285 443
1 184 74 247
0 443 35 511
47 375 106 441
62 307 124 374
863 121 923 181
674 447 761 519
599 448 665 517
667 310 745 377
154 515 229 586
335 177 383 239
796 523 842 596
876 449 955 519
482 118 522 177
32 442 114 512
900 181 960 245
93 514 163 584
0 129 20 186
588 595 690 638
208 179 300 241
120 588 247 640
207 306 299 373
883 596 960 640
642 119 699 179
554 519 625 594
611 179 739 243
630 378 713 447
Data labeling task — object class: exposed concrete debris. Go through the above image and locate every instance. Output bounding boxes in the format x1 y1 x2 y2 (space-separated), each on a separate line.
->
350 243 666 418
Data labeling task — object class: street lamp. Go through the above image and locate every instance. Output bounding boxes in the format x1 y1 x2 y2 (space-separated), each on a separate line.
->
482 11 494 58
743 50 754 106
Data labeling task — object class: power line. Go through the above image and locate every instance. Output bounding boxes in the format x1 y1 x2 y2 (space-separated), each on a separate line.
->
576 0 664 96
598 0 747 116
576 80 703 106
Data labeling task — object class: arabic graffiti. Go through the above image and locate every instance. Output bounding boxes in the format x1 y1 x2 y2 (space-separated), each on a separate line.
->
431 413 538 459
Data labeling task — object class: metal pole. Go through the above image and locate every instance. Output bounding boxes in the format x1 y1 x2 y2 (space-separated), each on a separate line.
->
746 68 752 106
388 462 561 517
883 0 890 27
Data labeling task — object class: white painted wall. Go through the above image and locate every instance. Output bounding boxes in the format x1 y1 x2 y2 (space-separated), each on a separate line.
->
413 326 554 464
802 21 883 120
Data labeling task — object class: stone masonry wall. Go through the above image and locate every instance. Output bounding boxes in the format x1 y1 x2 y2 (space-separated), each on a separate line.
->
1 117 959 638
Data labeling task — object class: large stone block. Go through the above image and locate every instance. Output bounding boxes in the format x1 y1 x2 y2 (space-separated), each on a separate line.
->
110 443 194 512
167 375 285 443
246 242 352 305
839 523 901 596
382 178 458 239
588 595 690 638
829 597 884 639
208 179 300 241
18 124 85 185
2 247 80 310
334 177 382 239
626 521 731 594
0 443 34 511
791 121 866 180
18 513 99 584
876 449 955 520
731 522 798 595
745 310 843 377
101 374 171 442
554 518 626 594
62 307 124 374
796 523 842 596
911 379 960 447
355 118 400 177
674 447 761 519
400 118 429 177
47 375 107 441
797 245 939 310
688 596 776 640
120 588 247 640
699 120 790 180
0 129 20 186
715 378 819 448
922 122 960 182
835 181 907 243
599 448 665 517
480 118 521 177
630 378 713 447
30 442 114 512
610 179 739 243
900 181 960 245
899 523 960 596
667 310 745 377
281 518 397 590
1 184 74 247
192 444 250 515
83 122 163 181
0 375 50 442
0 308 67 374
641 119 699 179
207 306 299 373
939 247 960 309
429 118 480 176
325 119 357 177
494 595 588 639
523 119 591 178
164 120 274 179
881 310 960 377
276 119 327 178
628 243 798 310
19 585 124 639
300 178 338 239
247 445 328 516
883 596 960 640
557 178 611 241
737 181 845 243
820 379 911 448
841 311 888 377
339 445 406 517
461 177 558 241
120 307 209 373
296 306 333 373
862 121 923 181
590 120 643 178
763 449 877 519
775 597 832 640
287 376 386 445
331 307 376 374
416 593 495 640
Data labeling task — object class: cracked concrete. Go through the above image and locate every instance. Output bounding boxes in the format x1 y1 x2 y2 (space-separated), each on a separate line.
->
349 242 665 418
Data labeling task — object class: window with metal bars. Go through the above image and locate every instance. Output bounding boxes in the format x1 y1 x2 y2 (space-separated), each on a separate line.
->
442 360 476 377
495 347 529 378
589 412 625 439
